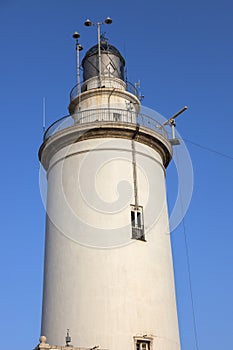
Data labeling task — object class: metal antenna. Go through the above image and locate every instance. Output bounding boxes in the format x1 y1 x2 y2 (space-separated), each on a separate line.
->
134 80 140 89
134 80 141 98
65 329 72 347
162 106 188 145
42 97 46 134
72 32 83 98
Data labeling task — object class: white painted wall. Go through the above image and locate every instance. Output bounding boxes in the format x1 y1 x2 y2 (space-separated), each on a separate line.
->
41 137 180 350
72 88 140 124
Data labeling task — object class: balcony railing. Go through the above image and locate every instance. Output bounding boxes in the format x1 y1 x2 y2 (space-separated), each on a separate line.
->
132 226 145 241
70 80 139 101
43 108 168 141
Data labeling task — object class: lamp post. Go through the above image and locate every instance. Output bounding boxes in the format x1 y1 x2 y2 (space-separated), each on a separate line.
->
84 17 112 87
72 32 83 97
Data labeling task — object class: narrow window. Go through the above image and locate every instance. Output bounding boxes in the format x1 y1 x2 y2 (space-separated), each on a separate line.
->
137 211 142 227
131 210 136 226
130 205 145 241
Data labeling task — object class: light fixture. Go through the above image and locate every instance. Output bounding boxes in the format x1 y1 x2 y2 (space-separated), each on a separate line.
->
84 17 113 87
72 31 80 39
105 16 112 24
77 44 83 51
84 19 92 27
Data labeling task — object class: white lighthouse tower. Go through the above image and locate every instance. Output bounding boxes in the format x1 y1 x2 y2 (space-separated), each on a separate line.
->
38 19 181 350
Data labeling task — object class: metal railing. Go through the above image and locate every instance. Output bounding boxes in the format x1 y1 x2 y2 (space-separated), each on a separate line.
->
132 226 145 241
70 80 139 101
43 108 167 141
70 82 82 101
125 81 139 97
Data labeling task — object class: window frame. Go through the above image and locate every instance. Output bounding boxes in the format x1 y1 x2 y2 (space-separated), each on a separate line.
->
133 337 153 350
130 205 145 241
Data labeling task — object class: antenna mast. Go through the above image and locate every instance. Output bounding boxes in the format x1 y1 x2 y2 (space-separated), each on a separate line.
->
72 32 83 98
42 97 46 134
84 17 113 88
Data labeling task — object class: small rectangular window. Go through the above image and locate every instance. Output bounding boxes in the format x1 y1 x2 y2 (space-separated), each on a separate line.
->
130 205 145 241
135 339 151 350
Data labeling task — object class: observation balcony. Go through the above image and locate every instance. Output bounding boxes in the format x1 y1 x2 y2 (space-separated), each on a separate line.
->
70 80 139 101
40 108 173 170
43 108 168 141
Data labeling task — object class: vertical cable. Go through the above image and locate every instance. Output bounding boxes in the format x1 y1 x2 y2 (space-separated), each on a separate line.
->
175 148 199 350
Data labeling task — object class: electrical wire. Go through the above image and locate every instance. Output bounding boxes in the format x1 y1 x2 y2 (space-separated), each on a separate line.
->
171 135 233 349
181 217 199 350
183 138 233 161
175 148 200 350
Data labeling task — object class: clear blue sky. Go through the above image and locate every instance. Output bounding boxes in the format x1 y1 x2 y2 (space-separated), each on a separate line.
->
0 1 232 349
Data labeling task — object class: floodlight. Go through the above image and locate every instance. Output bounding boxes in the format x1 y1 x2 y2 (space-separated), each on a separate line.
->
84 19 92 27
105 17 112 24
72 32 80 39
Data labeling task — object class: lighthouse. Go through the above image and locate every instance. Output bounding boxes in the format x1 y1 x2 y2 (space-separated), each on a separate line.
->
38 19 181 350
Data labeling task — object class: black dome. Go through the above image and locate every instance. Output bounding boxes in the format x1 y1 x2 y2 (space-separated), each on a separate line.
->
82 40 125 67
